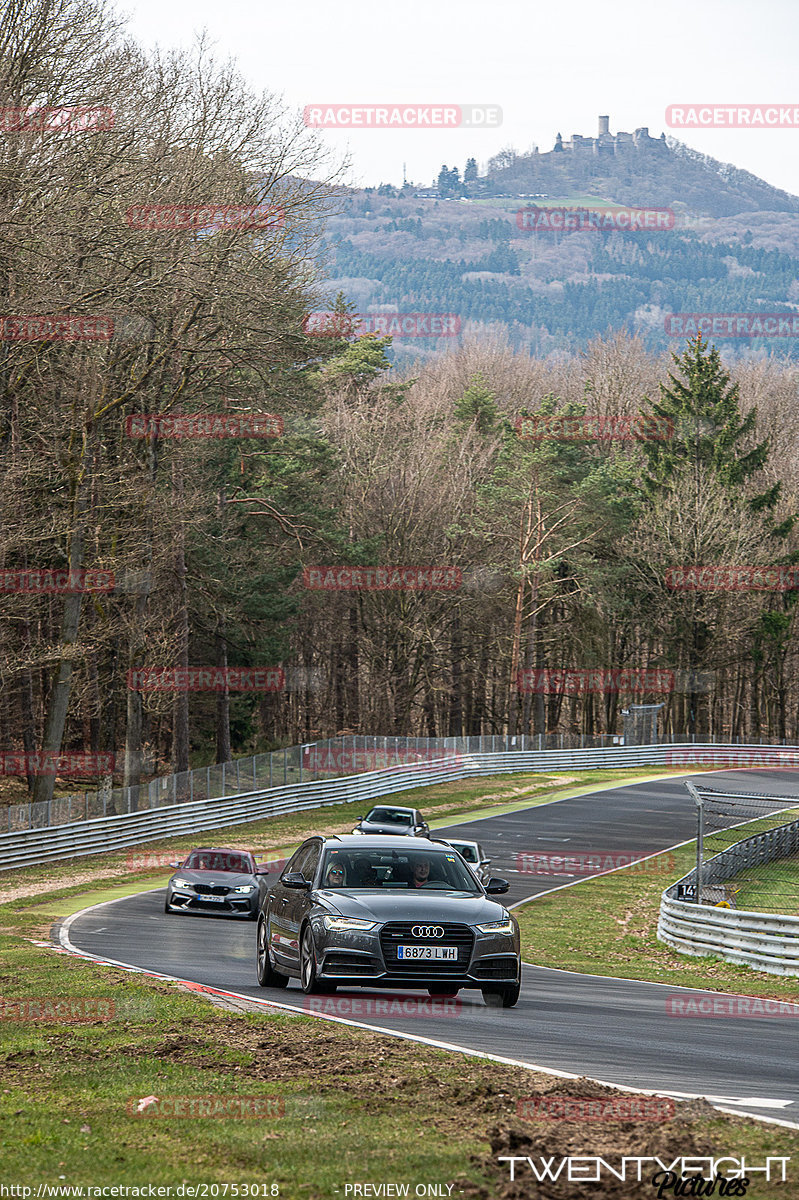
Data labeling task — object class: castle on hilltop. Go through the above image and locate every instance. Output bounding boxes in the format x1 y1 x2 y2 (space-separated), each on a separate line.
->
552 115 666 155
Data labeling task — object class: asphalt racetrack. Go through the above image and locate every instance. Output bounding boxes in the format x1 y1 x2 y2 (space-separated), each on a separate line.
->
61 770 799 1123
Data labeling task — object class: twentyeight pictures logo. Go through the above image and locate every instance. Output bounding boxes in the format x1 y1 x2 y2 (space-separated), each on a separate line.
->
303 104 502 128
303 313 461 338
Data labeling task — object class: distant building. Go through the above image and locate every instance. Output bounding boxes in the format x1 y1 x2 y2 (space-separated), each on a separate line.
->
553 115 666 156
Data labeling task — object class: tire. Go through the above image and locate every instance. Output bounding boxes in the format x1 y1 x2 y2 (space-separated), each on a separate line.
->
482 979 521 1009
300 924 328 995
164 893 173 913
256 915 289 988
428 985 459 997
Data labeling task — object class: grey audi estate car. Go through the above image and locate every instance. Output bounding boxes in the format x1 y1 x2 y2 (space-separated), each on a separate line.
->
255 835 521 1006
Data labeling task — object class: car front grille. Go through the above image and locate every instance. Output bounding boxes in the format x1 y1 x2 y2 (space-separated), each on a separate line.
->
380 922 474 976
193 884 230 895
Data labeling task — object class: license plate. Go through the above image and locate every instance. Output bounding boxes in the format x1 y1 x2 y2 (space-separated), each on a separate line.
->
397 945 457 960
197 894 226 903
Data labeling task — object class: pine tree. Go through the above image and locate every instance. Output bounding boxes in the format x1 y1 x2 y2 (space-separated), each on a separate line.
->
641 333 780 516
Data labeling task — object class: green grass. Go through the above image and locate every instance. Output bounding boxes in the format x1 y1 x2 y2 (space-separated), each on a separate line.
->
1 933 799 1196
722 853 799 917
2 765 799 1194
515 841 799 997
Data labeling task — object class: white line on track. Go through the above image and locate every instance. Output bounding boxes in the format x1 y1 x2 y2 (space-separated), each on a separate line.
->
55 895 799 1129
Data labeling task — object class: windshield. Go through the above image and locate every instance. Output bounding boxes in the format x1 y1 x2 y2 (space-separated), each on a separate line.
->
365 807 413 824
320 848 481 892
183 851 252 873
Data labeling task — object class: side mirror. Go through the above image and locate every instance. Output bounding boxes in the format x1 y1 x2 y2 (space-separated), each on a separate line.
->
486 877 510 895
282 872 312 890
168 862 181 869
254 865 271 875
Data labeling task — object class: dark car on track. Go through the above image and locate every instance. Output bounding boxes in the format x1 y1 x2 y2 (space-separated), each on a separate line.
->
352 805 430 837
255 835 521 1006
164 847 272 919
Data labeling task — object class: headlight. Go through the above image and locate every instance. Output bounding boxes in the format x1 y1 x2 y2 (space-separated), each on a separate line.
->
476 918 515 935
233 884 255 893
171 878 192 889
322 916 378 932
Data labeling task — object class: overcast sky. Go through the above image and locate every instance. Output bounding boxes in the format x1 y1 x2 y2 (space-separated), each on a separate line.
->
119 0 799 196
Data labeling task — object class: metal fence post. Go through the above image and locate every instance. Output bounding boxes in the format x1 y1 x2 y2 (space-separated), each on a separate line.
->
222 762 226 796
236 760 240 792
284 748 287 785
686 781 703 904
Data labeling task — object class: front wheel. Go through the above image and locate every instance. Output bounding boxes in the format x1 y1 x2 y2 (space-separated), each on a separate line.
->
256 915 289 988
482 979 521 1008
163 893 174 913
300 925 324 994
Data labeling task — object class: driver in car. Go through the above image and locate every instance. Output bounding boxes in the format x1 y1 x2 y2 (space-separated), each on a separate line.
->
324 862 346 887
411 857 432 888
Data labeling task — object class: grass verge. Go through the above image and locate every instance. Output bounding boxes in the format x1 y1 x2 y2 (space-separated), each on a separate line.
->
1 935 798 1198
515 842 799 998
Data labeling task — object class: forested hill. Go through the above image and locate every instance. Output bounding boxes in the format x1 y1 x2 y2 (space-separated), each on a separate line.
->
317 138 799 362
477 137 799 217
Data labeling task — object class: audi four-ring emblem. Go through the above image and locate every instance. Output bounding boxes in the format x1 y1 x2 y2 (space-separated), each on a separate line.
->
411 925 444 938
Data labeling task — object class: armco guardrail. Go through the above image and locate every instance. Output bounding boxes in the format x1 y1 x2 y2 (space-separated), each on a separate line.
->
2 741 798 872
658 813 799 977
